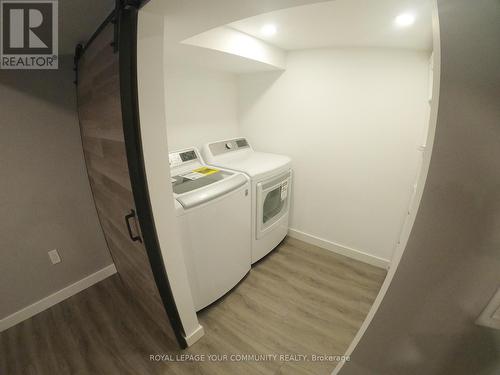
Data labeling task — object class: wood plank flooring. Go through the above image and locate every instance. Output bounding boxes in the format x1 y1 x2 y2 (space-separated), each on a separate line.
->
0 237 386 375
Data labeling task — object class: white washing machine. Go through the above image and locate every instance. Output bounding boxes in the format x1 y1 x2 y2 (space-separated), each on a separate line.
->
202 138 292 264
170 147 251 311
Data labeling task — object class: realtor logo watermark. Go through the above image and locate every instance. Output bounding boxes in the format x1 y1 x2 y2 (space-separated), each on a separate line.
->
1 0 58 69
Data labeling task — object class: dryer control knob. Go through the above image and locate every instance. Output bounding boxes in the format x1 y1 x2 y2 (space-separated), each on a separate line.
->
225 142 233 150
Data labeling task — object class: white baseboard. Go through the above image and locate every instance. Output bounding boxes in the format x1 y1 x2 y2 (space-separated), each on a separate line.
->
0 264 117 332
184 324 205 347
287 228 390 269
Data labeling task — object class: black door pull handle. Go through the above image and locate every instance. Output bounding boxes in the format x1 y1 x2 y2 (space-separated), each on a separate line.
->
125 209 142 243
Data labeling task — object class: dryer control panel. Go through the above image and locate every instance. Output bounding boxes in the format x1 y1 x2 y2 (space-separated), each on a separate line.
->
208 138 250 156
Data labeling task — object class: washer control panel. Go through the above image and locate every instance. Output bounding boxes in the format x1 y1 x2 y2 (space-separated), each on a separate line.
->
169 148 198 167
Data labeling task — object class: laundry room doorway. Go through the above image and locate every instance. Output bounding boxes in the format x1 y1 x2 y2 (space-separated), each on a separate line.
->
135 0 441 374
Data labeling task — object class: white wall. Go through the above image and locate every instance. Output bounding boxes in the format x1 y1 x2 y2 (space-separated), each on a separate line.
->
137 10 204 346
165 64 240 151
238 48 430 262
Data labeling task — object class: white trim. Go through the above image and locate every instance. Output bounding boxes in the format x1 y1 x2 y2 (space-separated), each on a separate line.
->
476 287 500 330
331 2 441 374
184 324 205 346
287 228 390 269
0 264 117 332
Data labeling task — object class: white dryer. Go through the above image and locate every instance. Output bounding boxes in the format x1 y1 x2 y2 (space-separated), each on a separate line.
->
202 138 292 263
170 147 251 311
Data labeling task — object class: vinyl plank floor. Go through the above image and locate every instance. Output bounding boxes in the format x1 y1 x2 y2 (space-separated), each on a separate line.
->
0 237 386 375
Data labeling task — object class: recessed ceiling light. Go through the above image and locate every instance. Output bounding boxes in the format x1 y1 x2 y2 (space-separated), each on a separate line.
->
394 13 416 27
261 24 277 36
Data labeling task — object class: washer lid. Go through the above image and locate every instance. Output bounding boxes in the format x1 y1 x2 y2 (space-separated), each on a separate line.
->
210 152 291 179
172 169 226 195
175 173 247 209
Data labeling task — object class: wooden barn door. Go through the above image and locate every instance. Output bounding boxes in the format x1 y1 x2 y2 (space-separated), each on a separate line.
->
75 9 186 348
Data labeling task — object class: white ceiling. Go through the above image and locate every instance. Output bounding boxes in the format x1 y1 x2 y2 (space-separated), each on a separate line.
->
152 0 322 73
229 0 433 51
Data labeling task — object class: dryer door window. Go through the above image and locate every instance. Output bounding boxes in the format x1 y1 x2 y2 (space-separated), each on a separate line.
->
256 171 291 239
263 186 286 224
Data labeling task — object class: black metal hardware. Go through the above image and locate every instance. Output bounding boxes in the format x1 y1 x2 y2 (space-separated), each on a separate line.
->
125 209 142 243
73 43 83 85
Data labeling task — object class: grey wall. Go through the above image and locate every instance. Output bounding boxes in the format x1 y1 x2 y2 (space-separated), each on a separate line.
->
59 0 115 54
0 56 113 319
339 0 500 374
